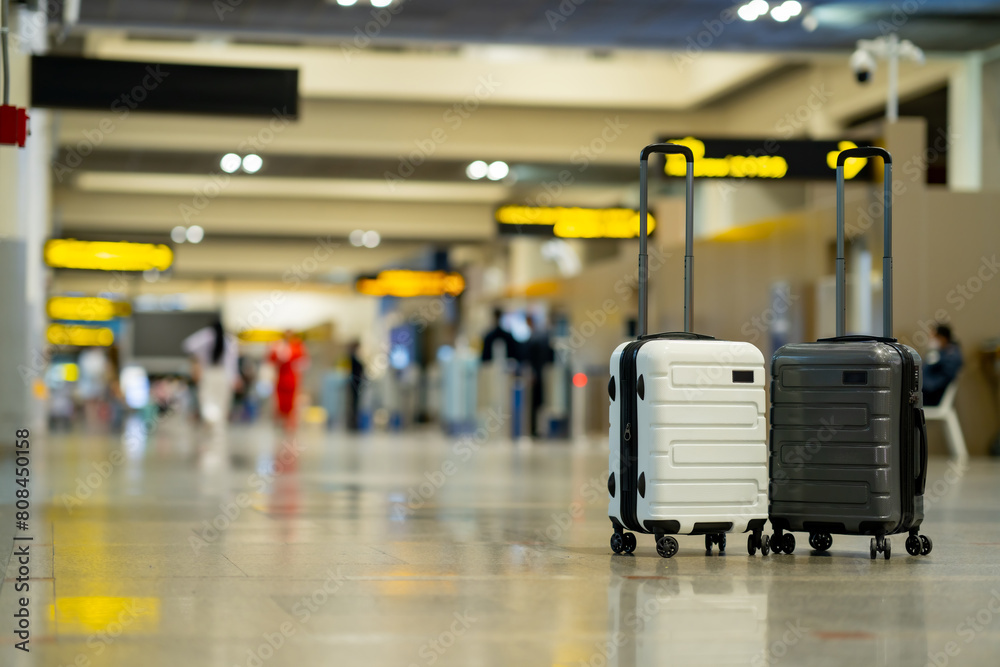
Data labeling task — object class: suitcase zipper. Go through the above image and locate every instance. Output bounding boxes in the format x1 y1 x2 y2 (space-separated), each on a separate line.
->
888 343 917 531
619 340 644 532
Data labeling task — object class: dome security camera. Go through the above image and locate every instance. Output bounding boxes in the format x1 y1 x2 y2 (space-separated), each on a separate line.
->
850 48 877 84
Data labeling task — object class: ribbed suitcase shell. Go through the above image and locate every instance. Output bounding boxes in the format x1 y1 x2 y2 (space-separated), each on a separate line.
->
769 340 925 536
767 145 931 559
609 338 768 537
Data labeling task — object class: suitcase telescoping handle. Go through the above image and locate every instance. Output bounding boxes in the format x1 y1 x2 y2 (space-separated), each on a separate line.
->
638 143 694 337
836 146 892 337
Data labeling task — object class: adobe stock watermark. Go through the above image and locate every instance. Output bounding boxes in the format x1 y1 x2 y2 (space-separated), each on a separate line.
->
53 66 170 182
189 438 306 553
407 611 477 667
59 405 178 513
545 0 588 30
672 5 745 69
178 107 294 223
926 589 1000 667
233 235 342 336
383 76 502 189
391 408 508 519
561 244 670 352
750 620 811 667
51 598 154 667
341 0 409 60
234 569 350 667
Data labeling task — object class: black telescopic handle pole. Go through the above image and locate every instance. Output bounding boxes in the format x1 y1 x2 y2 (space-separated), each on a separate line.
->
638 143 694 337
836 146 893 337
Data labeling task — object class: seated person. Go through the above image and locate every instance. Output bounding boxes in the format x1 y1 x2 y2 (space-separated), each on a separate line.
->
922 323 963 406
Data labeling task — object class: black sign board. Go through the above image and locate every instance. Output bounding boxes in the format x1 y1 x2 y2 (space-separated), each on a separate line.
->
657 137 875 181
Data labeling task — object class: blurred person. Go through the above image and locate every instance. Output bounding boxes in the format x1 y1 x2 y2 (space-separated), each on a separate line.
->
524 315 555 437
183 318 240 463
347 341 365 431
922 323 963 407
76 348 109 430
480 307 519 363
269 330 308 434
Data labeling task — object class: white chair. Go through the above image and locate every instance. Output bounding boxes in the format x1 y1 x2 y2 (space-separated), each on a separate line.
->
924 380 968 461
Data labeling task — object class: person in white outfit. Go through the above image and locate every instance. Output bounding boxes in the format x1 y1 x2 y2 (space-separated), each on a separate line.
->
183 319 240 464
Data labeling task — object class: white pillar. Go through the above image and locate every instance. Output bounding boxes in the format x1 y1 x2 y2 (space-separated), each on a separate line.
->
0 6 50 439
947 52 984 192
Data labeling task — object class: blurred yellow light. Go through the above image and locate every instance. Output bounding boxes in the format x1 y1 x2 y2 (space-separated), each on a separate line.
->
47 296 131 321
44 239 173 271
356 270 465 297
664 137 788 179
63 363 79 382
47 324 115 347
495 205 653 239
238 329 284 343
826 140 868 179
49 596 160 634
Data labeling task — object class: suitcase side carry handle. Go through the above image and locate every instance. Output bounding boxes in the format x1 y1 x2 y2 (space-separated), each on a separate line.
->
836 147 892 337
916 409 929 495
639 143 694 337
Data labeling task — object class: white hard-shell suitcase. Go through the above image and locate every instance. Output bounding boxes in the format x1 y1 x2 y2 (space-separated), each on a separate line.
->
608 143 770 558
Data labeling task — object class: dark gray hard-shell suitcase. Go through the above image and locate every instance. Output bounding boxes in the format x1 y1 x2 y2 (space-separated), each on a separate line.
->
768 147 932 560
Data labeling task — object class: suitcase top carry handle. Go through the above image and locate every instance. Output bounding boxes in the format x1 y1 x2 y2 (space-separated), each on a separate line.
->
836 146 892 337
639 143 694 336
837 146 892 166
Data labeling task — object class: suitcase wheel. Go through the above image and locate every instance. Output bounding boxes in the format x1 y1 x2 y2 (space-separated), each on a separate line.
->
656 535 678 559
808 532 831 553
747 532 769 557
611 531 636 555
906 533 933 556
705 533 726 554
871 535 891 560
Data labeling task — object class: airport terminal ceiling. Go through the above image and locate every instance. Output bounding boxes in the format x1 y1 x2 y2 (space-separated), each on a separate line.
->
55 0 1000 52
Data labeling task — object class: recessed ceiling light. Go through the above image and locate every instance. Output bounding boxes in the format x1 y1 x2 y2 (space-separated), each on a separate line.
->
362 231 381 248
371 0 393 6
349 229 365 247
336 0 358 6
186 225 205 244
220 153 241 173
487 160 509 181
466 160 488 180
170 226 187 244
242 154 263 174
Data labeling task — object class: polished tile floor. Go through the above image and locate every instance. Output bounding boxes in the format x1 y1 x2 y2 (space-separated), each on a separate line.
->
2 414 1000 666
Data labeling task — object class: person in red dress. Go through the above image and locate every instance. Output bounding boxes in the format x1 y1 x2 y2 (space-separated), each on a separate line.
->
268 330 308 434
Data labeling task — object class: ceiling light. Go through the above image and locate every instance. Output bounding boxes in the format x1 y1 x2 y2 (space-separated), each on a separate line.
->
362 231 381 248
782 0 802 17
487 160 509 181
349 230 365 247
371 0 393 6
750 0 769 15
170 226 187 244
336 0 358 5
466 160 488 180
220 153 241 174
241 154 263 174
737 4 758 21
186 225 205 244
771 6 790 21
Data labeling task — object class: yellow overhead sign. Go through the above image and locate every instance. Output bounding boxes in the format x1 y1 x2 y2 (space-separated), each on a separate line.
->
495 206 654 239
237 329 284 343
47 296 131 321
664 137 788 179
44 239 173 272
660 136 873 180
47 324 115 347
356 270 465 298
